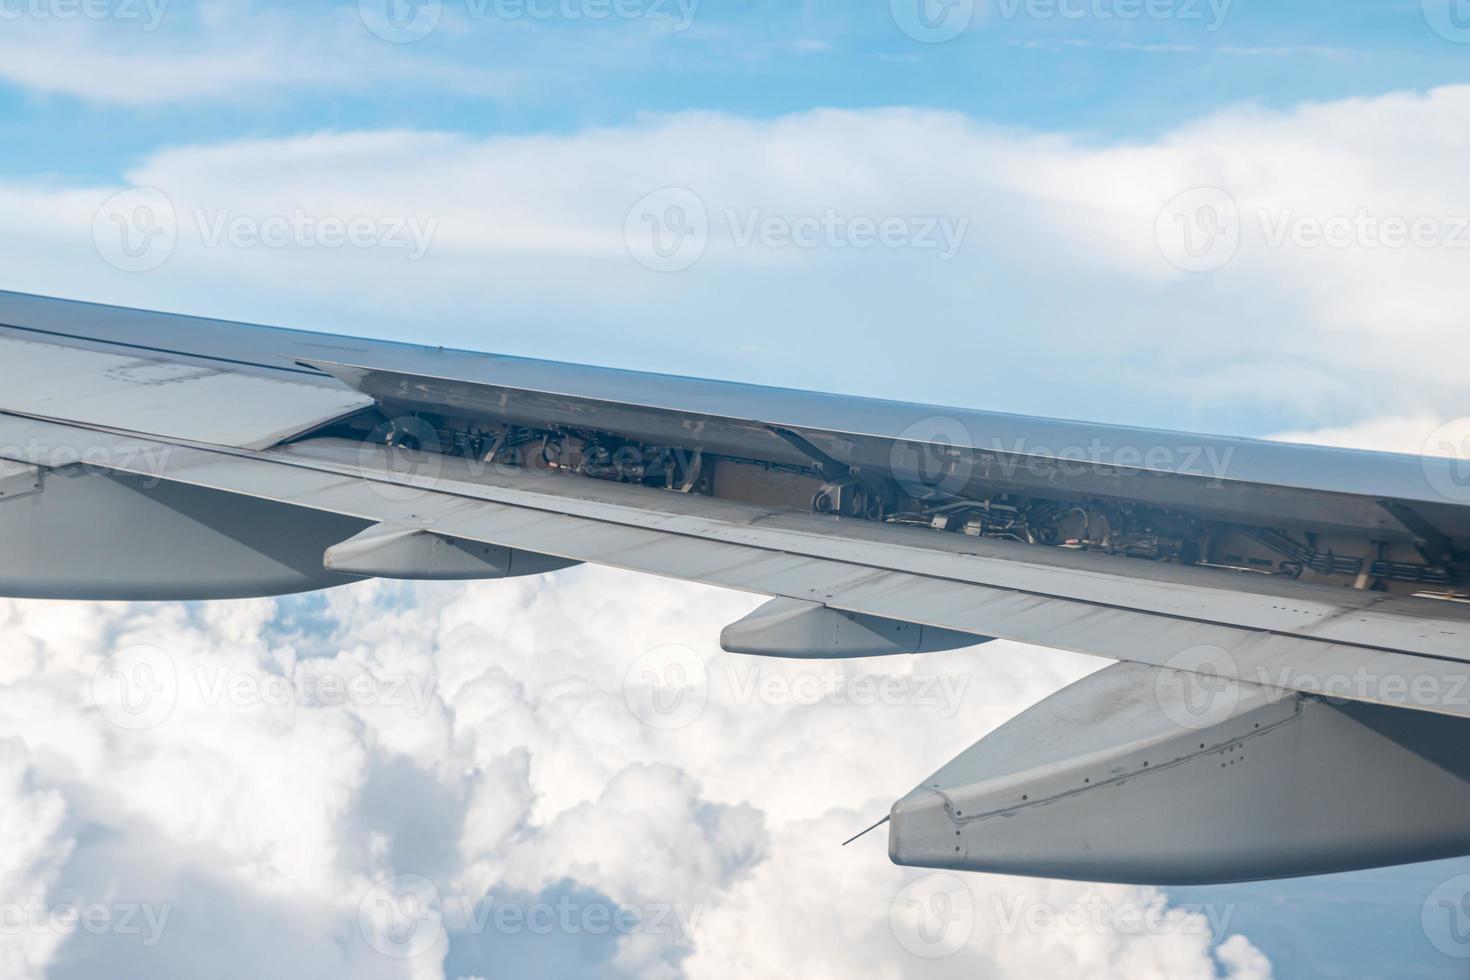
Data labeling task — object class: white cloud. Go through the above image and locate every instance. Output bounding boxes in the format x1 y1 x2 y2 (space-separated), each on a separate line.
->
0 2 513 106
0 568 1267 978
1270 414 1470 460
13 14 1470 980
0 742 71 980
5 88 1470 428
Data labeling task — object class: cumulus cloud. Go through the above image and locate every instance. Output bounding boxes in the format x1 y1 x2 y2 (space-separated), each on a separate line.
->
0 742 71 980
4 87 1469 430
15 65 1470 980
0 567 1268 978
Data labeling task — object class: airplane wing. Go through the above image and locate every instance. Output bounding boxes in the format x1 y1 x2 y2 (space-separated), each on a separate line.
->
3 288 1469 885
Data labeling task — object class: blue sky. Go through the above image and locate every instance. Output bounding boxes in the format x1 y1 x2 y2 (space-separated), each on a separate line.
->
5 0 1470 182
2 1 1468 440
3 3 1470 978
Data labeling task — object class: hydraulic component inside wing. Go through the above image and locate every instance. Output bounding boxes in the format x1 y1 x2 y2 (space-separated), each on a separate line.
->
294 359 1470 602
889 661 1470 884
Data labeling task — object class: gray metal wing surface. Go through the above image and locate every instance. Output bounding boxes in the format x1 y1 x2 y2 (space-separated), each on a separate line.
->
4 288 1470 885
